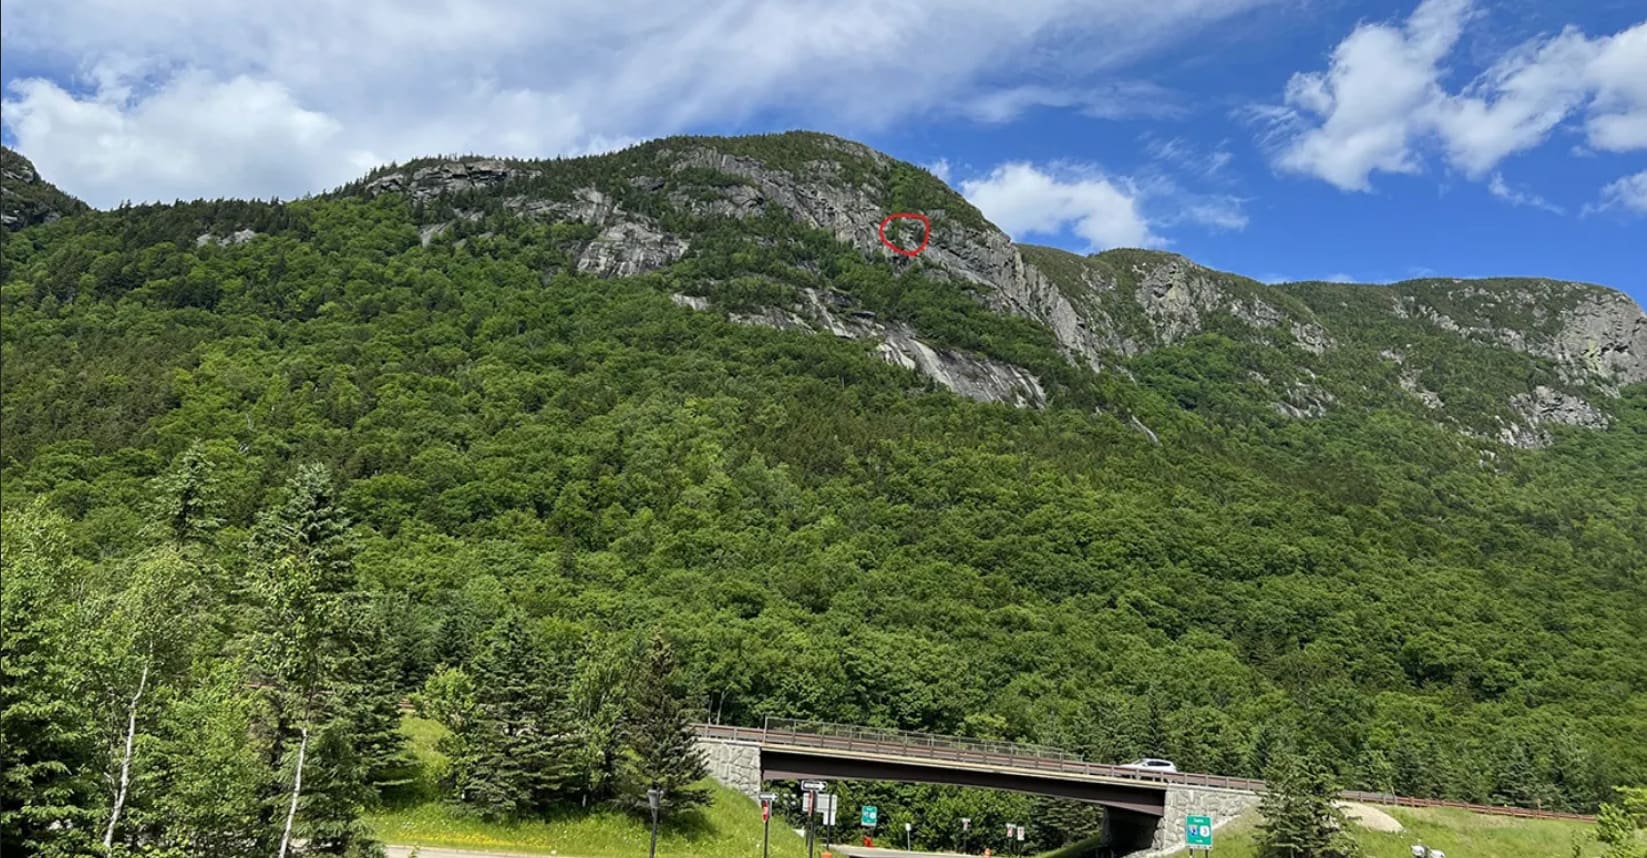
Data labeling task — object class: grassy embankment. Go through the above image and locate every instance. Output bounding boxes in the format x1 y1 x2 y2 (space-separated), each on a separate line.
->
368 716 808 858
1148 806 1594 858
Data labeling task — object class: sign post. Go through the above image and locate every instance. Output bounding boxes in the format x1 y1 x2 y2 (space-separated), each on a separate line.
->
1186 814 1213 854
905 821 913 851
960 817 970 854
759 792 777 858
819 793 838 851
861 806 878 828
801 782 825 858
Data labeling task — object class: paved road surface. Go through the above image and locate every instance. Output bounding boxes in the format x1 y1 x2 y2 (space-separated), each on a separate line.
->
820 847 974 858
385 846 975 858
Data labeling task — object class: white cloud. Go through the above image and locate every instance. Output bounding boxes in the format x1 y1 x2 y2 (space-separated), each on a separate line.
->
1486 173 1564 214
1253 0 1647 193
960 162 1162 249
1596 170 1647 214
926 158 953 183
0 0 1279 207
959 81 1184 123
1143 134 1234 176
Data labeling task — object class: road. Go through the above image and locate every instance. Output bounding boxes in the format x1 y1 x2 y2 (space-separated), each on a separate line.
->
384 846 974 858
830 843 968 849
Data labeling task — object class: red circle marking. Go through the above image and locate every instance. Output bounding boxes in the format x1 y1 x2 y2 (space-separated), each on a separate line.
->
878 213 930 257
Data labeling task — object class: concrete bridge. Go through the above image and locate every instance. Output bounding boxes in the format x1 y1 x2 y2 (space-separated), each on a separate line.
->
695 720 1258 855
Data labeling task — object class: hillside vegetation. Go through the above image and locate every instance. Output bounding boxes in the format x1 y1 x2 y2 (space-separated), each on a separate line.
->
2 131 1644 856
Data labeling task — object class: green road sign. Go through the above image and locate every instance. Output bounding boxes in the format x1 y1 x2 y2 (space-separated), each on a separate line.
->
1186 814 1214 847
861 805 878 827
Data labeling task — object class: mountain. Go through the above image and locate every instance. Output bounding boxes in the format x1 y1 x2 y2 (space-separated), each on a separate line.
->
3 132 1644 851
1 146 91 230
340 132 1646 449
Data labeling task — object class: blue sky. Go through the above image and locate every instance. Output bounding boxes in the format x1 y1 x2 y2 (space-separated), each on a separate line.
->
3 0 1643 303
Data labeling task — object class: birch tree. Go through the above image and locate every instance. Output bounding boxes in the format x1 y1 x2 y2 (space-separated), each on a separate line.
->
246 464 383 857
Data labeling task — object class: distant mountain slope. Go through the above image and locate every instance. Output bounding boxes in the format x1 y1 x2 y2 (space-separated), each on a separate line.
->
334 132 1645 448
1020 245 1647 447
1 146 90 230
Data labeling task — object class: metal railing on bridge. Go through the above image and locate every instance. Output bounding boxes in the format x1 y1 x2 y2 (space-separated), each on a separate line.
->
697 717 1262 790
694 719 1597 822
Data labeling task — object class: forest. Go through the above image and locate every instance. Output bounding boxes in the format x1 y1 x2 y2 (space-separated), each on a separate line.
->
2 135 1644 856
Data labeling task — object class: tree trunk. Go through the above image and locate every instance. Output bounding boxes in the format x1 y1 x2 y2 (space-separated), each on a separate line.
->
278 725 309 858
103 658 150 849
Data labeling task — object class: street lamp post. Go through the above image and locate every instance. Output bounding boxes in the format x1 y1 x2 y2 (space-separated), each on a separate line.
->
647 787 663 858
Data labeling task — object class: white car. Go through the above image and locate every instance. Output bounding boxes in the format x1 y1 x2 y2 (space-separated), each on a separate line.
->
1120 758 1178 773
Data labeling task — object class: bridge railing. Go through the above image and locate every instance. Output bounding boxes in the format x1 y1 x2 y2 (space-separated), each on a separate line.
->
762 718 1082 764
695 722 1595 821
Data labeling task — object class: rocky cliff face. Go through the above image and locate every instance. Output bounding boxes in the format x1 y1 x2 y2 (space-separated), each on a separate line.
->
347 131 1645 446
2 146 91 230
671 287 1046 408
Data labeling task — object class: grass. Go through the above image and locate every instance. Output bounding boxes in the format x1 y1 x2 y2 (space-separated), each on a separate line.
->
368 714 808 857
367 782 808 858
1149 806 1595 858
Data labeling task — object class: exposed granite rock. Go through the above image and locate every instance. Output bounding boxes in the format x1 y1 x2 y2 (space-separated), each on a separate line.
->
1500 385 1611 448
195 228 259 247
365 158 523 202
507 186 620 224
576 221 689 277
1398 285 1647 387
669 147 888 254
1542 291 1647 385
668 293 711 312
730 305 812 332
951 238 1128 367
1129 415 1161 445
1138 256 1223 344
1399 371 1445 410
1252 370 1334 418
670 285 1045 408
1231 298 1285 328
1289 320 1333 355
2 146 91 229
877 325 1047 408
667 183 767 219
418 223 450 247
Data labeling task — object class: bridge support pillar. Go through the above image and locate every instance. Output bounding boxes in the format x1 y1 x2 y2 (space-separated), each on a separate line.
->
697 738 762 801
1132 786 1259 856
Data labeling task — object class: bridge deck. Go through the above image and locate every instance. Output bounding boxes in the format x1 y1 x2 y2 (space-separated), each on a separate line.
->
694 720 1597 823
697 722 1259 792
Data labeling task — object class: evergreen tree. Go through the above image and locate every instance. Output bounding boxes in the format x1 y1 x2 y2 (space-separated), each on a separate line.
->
1 502 102 857
615 633 709 819
148 441 223 548
299 720 381 857
444 612 581 818
1256 751 1360 858
348 596 423 803
244 465 383 856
